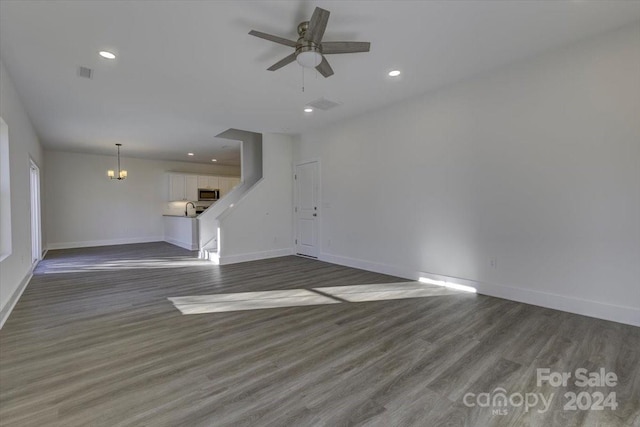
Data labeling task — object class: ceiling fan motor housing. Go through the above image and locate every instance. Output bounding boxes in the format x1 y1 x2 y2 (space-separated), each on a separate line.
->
249 7 370 77
296 21 322 67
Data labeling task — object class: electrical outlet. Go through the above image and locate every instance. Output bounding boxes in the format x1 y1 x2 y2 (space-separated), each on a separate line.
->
327 239 331 247
490 257 498 269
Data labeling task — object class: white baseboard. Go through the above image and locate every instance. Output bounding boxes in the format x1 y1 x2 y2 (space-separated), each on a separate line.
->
220 248 293 265
164 238 198 251
0 267 33 330
319 252 415 280
319 252 640 328
47 236 163 250
475 279 640 328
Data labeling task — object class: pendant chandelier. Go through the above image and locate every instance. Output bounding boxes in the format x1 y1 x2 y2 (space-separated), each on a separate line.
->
107 143 127 180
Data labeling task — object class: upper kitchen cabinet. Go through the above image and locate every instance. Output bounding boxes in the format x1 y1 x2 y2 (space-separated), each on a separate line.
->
185 176 198 201
198 175 219 190
169 174 186 201
167 173 241 201
168 174 199 201
218 176 241 197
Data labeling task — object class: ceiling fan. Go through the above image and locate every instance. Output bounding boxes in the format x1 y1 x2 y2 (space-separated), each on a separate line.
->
249 7 370 78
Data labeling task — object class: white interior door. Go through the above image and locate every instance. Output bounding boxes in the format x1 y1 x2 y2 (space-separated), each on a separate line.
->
295 161 319 258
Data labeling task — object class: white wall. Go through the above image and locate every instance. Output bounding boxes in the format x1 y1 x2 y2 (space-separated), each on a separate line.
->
45 150 239 249
0 59 45 326
217 128 263 185
197 129 263 250
294 23 640 326
218 133 293 264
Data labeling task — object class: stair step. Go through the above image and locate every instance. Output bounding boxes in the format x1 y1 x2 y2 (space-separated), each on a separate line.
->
198 247 219 264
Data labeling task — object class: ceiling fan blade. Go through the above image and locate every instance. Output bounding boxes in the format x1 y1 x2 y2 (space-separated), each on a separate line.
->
315 57 334 78
267 53 297 71
305 7 330 44
249 30 297 48
322 41 371 54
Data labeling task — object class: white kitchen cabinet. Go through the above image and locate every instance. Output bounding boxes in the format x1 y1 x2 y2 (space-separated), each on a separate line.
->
197 175 219 190
197 175 209 189
218 177 231 197
218 176 240 197
169 174 186 201
185 175 199 201
168 174 239 200
168 174 199 201
207 176 219 190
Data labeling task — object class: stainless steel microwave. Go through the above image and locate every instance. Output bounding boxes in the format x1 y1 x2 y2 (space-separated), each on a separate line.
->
198 188 219 201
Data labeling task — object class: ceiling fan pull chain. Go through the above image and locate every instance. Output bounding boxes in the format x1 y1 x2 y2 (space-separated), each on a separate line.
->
302 66 305 92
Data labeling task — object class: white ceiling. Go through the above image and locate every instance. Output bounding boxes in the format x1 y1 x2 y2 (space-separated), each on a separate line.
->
1 1 639 165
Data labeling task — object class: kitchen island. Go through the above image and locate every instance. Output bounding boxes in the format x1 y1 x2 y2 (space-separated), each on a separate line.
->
163 215 198 250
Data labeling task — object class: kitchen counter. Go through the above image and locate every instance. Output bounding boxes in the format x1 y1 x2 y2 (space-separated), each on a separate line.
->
163 216 198 250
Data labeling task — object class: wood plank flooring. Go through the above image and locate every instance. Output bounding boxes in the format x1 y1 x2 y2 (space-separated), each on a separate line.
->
0 242 638 426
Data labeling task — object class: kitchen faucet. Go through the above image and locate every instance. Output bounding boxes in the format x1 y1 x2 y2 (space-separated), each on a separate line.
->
185 201 196 216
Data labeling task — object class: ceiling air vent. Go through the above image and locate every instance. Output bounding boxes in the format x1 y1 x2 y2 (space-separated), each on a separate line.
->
77 66 93 79
307 97 341 111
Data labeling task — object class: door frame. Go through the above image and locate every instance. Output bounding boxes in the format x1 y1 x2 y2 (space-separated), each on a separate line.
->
293 159 321 258
29 158 42 264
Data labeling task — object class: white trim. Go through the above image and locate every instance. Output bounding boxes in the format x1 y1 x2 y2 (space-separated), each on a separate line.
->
29 158 42 264
47 236 163 250
0 117 12 261
0 267 33 330
319 251 640 327
319 252 415 280
164 237 198 251
475 279 640 328
219 248 293 265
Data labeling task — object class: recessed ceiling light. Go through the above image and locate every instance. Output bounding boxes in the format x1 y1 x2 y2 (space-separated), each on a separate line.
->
211 159 217 162
388 70 401 77
304 107 313 113
99 51 116 59
187 153 194 156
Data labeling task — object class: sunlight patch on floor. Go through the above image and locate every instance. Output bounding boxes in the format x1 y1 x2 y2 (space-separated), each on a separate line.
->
169 289 339 314
169 281 468 314
39 257 210 273
316 282 462 302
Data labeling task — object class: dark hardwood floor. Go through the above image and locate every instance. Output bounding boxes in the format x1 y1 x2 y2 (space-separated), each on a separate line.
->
1 242 638 426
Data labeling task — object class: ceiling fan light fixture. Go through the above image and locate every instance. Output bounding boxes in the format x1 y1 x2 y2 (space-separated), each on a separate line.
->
297 51 322 68
304 107 313 113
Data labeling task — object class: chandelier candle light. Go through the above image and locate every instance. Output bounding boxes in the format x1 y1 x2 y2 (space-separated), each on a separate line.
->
107 143 127 180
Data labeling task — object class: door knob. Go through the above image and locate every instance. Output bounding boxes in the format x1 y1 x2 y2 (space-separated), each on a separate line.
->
313 213 317 217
